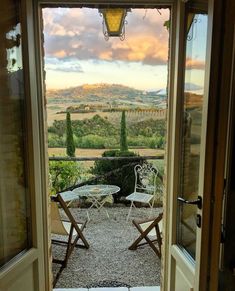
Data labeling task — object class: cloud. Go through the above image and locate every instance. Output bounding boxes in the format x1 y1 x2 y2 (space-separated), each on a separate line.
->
42 8 170 66
186 58 205 70
45 57 83 72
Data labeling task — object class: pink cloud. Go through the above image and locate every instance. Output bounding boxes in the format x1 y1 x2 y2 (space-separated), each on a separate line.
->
186 58 205 70
42 8 170 65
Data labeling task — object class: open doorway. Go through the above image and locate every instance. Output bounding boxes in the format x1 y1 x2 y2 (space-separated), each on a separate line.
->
41 4 170 289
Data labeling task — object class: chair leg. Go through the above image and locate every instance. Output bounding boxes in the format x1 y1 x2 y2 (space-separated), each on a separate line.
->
127 201 134 221
128 216 162 258
129 230 161 258
86 209 90 221
64 226 74 267
53 264 65 287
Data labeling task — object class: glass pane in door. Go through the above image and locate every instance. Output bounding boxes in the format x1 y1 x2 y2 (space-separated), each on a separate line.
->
0 0 31 267
177 3 208 259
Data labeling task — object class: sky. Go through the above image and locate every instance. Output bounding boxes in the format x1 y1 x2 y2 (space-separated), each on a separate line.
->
185 14 208 95
42 8 207 92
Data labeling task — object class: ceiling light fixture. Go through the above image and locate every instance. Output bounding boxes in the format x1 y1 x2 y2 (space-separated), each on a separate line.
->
99 8 129 41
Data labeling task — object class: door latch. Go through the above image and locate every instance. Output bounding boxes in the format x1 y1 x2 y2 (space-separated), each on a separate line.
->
177 195 202 209
196 214 201 228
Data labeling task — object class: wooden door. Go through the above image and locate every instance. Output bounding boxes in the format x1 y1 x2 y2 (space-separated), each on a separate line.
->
0 0 50 290
164 0 214 290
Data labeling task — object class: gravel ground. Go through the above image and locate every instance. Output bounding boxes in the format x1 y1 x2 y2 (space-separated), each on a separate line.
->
52 206 162 288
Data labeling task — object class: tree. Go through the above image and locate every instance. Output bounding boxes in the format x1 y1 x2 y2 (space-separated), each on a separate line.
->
120 110 128 151
66 112 75 157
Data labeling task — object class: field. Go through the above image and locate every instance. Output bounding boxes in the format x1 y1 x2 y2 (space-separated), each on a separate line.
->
47 106 112 126
47 102 166 126
48 147 165 170
48 147 164 157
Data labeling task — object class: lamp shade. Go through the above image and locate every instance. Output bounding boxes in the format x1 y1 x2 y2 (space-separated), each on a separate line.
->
100 8 127 37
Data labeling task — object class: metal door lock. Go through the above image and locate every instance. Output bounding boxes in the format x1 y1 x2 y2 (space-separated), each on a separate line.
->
196 214 201 228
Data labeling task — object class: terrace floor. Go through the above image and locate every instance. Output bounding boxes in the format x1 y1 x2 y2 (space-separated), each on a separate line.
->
52 206 162 289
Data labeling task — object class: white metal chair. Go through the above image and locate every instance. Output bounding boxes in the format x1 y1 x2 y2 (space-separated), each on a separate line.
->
126 163 160 221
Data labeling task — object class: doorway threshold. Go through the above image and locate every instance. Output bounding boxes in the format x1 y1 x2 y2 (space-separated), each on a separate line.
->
54 286 160 291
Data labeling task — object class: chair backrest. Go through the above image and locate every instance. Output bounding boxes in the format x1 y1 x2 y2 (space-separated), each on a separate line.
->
134 163 159 196
51 193 79 236
59 190 75 202
51 197 68 235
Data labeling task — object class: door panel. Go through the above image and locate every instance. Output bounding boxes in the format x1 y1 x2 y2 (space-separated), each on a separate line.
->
0 0 31 268
8 266 34 291
175 266 193 291
177 10 208 259
0 0 50 290
165 0 212 290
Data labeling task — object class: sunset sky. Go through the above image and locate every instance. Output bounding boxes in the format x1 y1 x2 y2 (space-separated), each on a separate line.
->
42 8 207 93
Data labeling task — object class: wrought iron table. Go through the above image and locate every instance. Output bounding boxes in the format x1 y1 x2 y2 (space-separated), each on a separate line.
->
72 184 120 220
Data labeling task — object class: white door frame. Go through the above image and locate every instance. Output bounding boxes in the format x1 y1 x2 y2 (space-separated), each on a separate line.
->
33 1 225 290
1 0 230 290
34 1 175 290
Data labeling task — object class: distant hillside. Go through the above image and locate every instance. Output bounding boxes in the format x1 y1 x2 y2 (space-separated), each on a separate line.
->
185 92 203 108
46 83 166 105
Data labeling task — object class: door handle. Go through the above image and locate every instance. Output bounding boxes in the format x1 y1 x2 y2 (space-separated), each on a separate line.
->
177 196 202 209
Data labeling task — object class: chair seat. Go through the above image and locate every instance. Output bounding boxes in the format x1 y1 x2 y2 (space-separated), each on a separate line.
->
139 220 163 238
126 192 153 203
62 221 83 236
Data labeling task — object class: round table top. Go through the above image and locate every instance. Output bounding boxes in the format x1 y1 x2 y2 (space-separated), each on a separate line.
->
72 184 120 197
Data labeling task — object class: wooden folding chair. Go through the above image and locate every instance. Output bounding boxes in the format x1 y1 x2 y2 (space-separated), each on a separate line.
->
128 212 163 258
51 193 89 286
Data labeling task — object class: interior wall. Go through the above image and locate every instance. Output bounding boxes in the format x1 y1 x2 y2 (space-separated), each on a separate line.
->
219 3 235 291
219 23 235 291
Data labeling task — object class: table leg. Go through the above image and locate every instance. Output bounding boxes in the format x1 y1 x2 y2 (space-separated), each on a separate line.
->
86 209 90 221
88 196 110 218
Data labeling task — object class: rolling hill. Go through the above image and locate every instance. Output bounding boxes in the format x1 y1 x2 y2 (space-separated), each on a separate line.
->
46 83 166 105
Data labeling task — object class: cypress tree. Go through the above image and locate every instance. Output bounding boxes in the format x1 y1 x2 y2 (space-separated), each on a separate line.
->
120 110 128 152
66 112 75 157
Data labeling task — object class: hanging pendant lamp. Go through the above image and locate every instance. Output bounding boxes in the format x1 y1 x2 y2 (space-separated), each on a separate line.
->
99 8 129 40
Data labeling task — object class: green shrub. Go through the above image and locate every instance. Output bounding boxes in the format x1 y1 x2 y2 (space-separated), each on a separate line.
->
49 160 82 195
127 135 147 147
104 137 119 148
48 120 66 137
48 133 66 147
155 136 165 149
92 150 143 202
80 134 106 149
149 139 156 149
